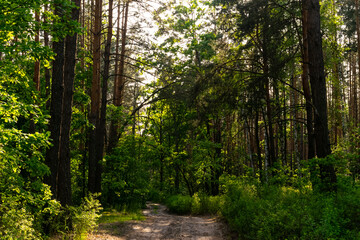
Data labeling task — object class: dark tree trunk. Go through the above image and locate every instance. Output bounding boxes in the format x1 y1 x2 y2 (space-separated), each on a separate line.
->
210 118 222 196
305 0 337 191
88 0 102 194
44 6 51 110
262 1 276 171
301 0 315 160
159 119 164 191
356 0 360 126
33 10 40 92
45 3 65 199
94 0 114 194
255 110 263 182
57 0 81 206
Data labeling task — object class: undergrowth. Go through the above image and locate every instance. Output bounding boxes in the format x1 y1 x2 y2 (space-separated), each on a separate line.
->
165 176 360 239
98 209 145 224
166 193 223 215
222 177 360 239
49 193 102 240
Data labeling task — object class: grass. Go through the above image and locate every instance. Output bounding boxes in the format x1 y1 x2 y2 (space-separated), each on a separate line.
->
98 209 145 224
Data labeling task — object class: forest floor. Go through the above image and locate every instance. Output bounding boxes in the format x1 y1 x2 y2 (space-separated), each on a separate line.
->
88 202 234 240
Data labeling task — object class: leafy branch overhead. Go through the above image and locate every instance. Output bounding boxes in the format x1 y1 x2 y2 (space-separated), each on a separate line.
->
1 0 360 239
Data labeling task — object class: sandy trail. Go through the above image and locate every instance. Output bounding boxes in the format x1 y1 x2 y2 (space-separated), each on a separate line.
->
89 202 233 240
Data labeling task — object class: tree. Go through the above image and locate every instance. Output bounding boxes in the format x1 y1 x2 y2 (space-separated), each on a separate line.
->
304 0 337 191
46 0 81 206
58 0 81 206
0 0 60 237
88 0 102 194
45 1 65 199
301 0 315 160
108 1 130 153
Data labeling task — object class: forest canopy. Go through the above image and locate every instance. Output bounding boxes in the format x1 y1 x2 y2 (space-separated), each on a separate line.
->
1 0 360 239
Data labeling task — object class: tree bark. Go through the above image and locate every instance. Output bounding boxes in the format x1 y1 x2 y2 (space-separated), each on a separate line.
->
33 10 40 92
262 1 276 171
255 110 263 182
88 0 102 194
93 0 114 193
302 0 315 160
305 0 337 191
356 0 360 126
45 3 65 199
211 118 222 196
44 4 51 110
108 1 129 152
57 0 81 207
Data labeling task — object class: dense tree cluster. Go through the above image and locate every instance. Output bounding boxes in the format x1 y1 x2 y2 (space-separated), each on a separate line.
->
1 0 360 238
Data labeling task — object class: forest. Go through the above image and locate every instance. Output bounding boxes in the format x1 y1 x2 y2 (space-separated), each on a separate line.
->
1 0 360 239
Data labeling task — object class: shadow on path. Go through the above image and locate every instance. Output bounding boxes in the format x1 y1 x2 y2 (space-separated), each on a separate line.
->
89 202 234 240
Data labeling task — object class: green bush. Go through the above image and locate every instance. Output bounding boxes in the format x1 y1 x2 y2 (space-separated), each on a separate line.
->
166 195 193 215
102 136 149 210
47 194 102 239
165 193 224 216
148 188 166 203
71 193 103 239
191 193 223 215
221 179 360 240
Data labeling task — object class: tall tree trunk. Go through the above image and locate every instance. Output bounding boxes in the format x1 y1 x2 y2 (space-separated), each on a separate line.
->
245 117 254 175
33 10 40 92
255 110 263 182
107 1 121 153
44 4 51 110
280 87 287 168
159 118 164 191
305 0 337 191
30 9 41 134
57 0 81 207
262 1 276 171
301 1 315 160
88 0 102 194
356 0 360 126
45 2 65 199
94 0 114 193
108 1 129 152
352 53 358 124
293 77 301 172
211 118 222 196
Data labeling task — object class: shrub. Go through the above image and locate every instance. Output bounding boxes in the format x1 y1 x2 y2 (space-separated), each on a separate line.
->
221 179 360 240
166 195 193 215
47 194 102 239
71 193 103 239
148 188 166 203
191 193 223 215
165 193 224 216
102 136 149 210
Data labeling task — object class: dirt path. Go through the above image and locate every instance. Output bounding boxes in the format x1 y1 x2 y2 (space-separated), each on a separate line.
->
89 202 233 240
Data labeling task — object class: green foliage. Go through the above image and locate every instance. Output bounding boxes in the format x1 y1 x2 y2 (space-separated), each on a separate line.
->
166 193 223 215
190 192 223 215
0 76 55 239
222 178 360 240
102 135 150 210
48 194 102 239
71 194 103 239
0 0 85 238
0 186 60 240
98 209 145 224
166 195 193 215
147 188 167 203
